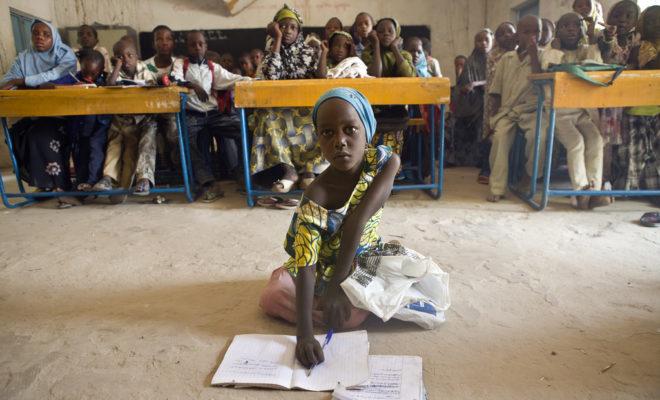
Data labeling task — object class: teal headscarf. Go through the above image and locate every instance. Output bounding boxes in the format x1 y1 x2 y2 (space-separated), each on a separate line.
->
312 87 376 143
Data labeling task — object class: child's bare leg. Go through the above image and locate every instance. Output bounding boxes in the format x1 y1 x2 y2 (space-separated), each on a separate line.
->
260 267 322 324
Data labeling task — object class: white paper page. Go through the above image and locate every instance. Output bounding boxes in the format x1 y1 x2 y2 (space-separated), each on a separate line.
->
332 355 423 400
211 334 296 388
291 330 370 391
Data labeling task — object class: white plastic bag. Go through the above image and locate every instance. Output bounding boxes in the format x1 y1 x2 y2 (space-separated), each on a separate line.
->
340 243 450 329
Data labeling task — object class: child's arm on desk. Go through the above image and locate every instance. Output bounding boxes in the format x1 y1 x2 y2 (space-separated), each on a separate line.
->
324 153 400 329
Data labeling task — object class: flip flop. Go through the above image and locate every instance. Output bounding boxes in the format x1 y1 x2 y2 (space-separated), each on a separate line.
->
272 179 296 193
275 197 299 210
640 212 660 227
257 196 283 208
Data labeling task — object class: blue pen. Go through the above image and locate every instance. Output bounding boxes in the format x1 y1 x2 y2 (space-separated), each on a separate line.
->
306 329 334 377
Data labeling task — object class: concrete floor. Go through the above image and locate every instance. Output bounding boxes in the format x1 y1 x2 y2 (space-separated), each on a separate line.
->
0 167 659 399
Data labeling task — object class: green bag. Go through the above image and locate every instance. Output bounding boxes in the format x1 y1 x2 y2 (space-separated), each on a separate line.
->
548 62 625 87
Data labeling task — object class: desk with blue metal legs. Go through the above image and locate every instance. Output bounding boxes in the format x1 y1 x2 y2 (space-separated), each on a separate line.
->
233 78 450 207
0 86 195 208
510 70 660 210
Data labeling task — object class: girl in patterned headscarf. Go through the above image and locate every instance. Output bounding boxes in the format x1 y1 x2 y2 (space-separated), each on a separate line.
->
251 4 326 194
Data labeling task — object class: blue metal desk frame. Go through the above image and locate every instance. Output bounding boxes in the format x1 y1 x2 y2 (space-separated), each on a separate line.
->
0 93 195 208
237 105 446 208
510 78 660 210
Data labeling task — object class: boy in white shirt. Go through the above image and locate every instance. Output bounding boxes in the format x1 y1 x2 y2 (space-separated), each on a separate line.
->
143 25 180 170
172 30 250 202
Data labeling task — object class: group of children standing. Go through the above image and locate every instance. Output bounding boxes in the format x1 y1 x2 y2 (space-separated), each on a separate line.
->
450 0 659 208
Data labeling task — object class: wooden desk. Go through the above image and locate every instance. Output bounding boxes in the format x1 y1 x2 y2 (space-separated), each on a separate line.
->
233 77 451 207
0 86 194 208
509 71 660 210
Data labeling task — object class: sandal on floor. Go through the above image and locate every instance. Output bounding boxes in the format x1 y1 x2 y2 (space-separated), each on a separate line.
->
57 196 82 209
477 175 489 185
275 197 299 210
77 183 93 191
257 196 283 208
133 179 151 196
92 176 114 191
272 179 296 193
199 183 224 203
640 212 660 227
589 195 612 209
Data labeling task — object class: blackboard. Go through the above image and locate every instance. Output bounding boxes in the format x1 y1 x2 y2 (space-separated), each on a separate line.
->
138 25 430 60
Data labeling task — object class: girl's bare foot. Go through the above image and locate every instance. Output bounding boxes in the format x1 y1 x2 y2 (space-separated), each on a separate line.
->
487 194 503 202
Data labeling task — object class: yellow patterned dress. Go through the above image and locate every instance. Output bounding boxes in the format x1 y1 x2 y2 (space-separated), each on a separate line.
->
283 145 393 295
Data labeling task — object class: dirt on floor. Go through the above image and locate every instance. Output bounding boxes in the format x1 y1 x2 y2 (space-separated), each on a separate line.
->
0 167 659 399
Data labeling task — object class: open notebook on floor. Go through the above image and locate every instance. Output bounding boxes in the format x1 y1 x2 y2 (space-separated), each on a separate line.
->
332 355 425 400
212 330 370 391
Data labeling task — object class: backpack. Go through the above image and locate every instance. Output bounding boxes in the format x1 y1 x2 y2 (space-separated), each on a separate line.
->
547 62 625 87
182 58 234 114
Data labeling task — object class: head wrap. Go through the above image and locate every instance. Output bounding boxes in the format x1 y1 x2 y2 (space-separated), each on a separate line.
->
312 87 376 143
30 20 71 66
274 4 303 25
376 17 401 37
1 19 77 87
328 30 353 47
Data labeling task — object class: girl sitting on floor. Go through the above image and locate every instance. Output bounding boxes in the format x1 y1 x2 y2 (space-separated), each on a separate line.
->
259 88 401 365
251 4 326 193
316 30 370 79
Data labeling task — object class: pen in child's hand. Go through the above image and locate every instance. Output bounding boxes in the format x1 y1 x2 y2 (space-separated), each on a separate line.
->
306 329 333 377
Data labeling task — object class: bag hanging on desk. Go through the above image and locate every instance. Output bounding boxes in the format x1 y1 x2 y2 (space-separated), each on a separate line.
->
547 62 625 87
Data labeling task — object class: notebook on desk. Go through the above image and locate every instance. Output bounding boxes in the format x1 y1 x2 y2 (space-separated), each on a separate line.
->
212 330 370 391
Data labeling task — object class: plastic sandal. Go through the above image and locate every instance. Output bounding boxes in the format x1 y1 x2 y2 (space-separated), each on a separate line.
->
640 212 660 228
256 196 283 208
133 179 151 197
275 197 300 210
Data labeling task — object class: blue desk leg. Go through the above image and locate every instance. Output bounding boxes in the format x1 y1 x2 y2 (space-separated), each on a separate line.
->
176 94 194 202
239 108 254 207
1 117 34 208
438 104 446 197
527 85 546 200
538 105 557 211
